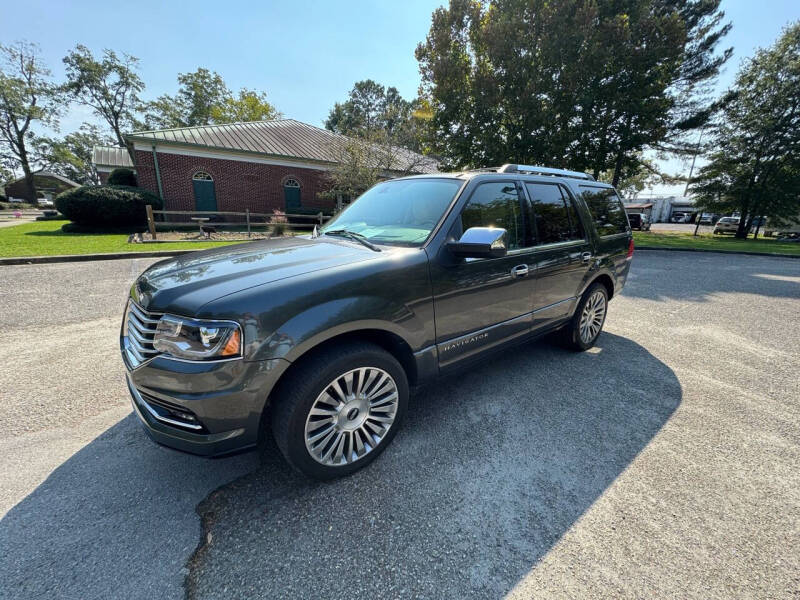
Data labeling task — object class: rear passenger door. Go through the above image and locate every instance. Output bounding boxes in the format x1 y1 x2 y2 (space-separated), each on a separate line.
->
524 182 593 330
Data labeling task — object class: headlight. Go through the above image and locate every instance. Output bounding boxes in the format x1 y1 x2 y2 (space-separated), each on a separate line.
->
153 315 242 361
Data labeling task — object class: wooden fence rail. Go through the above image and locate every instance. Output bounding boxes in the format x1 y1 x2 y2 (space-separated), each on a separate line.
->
145 207 332 240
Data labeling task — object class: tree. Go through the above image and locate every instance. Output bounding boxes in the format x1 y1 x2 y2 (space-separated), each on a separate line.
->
62 45 144 147
210 88 281 123
320 129 431 208
415 0 730 184
141 68 280 129
0 42 60 203
691 23 800 239
42 124 113 185
325 79 427 153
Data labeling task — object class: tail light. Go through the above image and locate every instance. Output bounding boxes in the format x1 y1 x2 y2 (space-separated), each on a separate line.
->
626 238 634 260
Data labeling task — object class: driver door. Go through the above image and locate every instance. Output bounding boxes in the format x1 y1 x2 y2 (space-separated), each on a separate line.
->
429 180 537 369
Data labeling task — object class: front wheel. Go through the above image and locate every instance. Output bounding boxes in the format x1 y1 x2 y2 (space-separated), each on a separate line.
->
270 342 408 480
558 283 609 351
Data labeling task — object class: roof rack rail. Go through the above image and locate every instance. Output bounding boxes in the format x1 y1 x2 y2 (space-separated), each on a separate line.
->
497 164 595 181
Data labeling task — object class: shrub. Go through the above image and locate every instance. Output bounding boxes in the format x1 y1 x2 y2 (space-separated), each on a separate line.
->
61 222 147 234
56 185 163 227
107 168 137 186
271 209 287 236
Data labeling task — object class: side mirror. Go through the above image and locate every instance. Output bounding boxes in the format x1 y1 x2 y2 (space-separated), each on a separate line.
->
447 227 508 259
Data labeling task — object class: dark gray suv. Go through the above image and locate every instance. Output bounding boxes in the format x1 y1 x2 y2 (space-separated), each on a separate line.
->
122 164 633 479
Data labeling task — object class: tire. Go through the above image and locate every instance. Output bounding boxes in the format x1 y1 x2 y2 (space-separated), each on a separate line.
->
270 341 408 480
558 282 609 351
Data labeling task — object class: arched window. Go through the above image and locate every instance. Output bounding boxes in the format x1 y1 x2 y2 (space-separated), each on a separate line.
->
193 171 213 181
283 178 301 210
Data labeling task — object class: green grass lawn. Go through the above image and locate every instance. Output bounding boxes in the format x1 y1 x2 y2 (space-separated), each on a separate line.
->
633 230 800 256
0 220 245 258
3 219 798 259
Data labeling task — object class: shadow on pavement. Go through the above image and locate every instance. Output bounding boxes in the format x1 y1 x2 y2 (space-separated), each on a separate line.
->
186 333 681 599
0 416 257 600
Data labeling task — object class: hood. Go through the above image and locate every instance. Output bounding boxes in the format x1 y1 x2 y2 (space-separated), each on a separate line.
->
132 236 381 314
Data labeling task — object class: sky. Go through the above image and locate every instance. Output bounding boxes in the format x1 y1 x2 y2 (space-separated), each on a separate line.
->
2 0 799 196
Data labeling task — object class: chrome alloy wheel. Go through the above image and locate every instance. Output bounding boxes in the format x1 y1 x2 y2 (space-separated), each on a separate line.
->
579 290 607 344
304 367 399 467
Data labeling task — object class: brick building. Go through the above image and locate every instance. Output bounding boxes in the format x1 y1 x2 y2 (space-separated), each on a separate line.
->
106 119 436 215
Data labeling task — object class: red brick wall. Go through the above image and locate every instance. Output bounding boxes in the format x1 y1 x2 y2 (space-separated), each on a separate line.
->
133 149 334 214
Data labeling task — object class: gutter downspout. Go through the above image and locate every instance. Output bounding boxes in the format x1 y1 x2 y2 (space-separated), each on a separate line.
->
151 145 164 199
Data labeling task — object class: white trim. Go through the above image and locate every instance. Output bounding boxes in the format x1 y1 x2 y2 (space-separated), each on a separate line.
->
96 166 137 173
132 142 333 171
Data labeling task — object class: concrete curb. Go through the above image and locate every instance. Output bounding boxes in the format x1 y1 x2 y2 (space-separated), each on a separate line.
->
0 249 198 266
636 246 800 259
2 245 797 266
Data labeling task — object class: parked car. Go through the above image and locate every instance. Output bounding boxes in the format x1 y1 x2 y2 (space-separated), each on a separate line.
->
749 216 767 231
764 215 800 237
699 213 719 225
121 164 633 479
671 212 692 223
627 212 651 231
37 198 54 208
713 216 740 234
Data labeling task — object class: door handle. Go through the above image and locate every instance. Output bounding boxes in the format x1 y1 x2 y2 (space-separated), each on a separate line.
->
511 264 529 277
581 252 593 263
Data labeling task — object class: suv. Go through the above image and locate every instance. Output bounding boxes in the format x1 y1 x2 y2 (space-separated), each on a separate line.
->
627 212 650 231
122 164 633 479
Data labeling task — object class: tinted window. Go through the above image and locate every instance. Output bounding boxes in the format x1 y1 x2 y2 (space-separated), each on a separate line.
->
461 182 525 249
526 183 584 244
579 186 629 236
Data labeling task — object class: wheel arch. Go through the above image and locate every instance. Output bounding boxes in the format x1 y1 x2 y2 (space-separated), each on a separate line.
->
583 272 615 300
262 327 418 414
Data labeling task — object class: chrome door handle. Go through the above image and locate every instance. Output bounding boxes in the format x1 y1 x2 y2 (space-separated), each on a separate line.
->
511 264 529 277
581 252 593 263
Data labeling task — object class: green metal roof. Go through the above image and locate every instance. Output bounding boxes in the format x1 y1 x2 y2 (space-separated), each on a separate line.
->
92 146 134 169
125 119 438 174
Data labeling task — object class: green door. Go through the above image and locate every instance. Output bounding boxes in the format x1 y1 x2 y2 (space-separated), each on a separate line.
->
193 178 217 211
284 184 301 211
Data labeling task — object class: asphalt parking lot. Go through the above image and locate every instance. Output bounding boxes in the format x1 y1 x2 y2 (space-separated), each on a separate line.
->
1 250 798 599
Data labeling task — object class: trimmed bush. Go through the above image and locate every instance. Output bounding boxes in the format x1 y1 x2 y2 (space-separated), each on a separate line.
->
61 222 147 234
56 185 163 227
107 168 137 186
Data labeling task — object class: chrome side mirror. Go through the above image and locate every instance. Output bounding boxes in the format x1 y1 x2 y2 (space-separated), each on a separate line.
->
447 227 508 259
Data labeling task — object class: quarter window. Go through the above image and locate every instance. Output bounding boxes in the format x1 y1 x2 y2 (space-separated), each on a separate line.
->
579 186 630 236
526 183 584 244
460 182 526 250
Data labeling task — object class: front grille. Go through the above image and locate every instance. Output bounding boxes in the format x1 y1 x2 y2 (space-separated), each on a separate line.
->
125 301 162 367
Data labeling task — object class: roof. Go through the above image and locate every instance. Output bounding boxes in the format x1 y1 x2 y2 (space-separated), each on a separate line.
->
624 203 654 209
93 146 134 169
6 171 80 188
126 119 438 174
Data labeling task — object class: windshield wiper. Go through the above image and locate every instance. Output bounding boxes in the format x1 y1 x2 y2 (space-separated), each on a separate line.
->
324 229 381 252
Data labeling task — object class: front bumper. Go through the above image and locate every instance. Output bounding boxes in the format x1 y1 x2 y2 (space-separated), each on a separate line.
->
124 350 290 457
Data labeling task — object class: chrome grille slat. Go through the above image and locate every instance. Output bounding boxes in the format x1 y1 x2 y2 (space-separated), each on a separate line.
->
124 301 163 368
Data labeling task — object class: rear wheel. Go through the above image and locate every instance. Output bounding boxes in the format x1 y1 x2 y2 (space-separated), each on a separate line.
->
558 283 608 351
270 342 408 480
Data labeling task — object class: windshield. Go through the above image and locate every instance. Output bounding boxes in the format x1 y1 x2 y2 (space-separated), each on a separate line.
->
321 178 463 246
